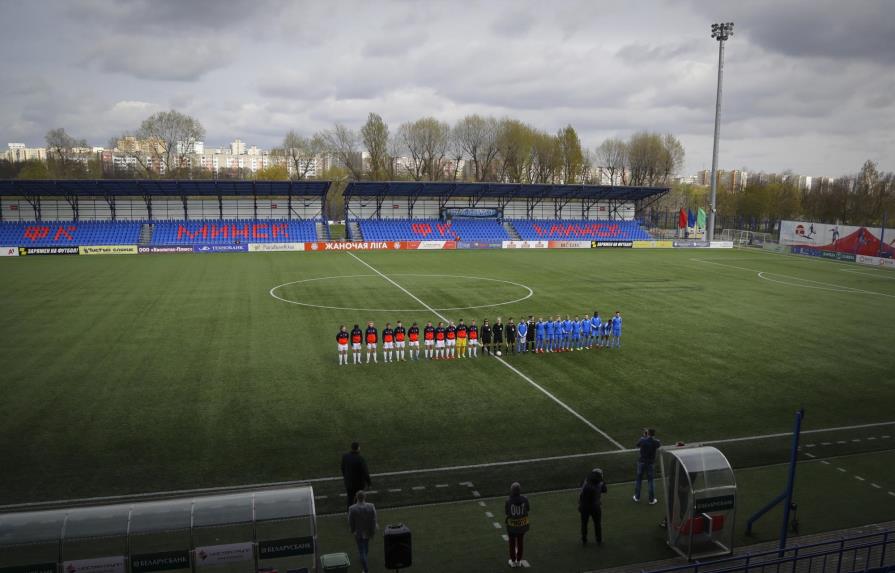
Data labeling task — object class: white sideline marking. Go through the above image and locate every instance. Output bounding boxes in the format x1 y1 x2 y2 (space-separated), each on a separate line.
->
838 467 847 472
486 511 494 518
520 560 531 568
502 534 509 541
472 490 481 497
841 269 895 280
855 476 866 481
388 488 402 493
479 501 487 507
871 483 882 489
889 492 895 497
315 495 328 499
7 421 895 511
346 251 625 450
411 486 426 491
804 452 816 458
691 258 895 298
492 522 502 529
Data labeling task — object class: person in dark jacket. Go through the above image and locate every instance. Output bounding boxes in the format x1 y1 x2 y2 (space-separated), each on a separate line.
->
481 320 493 355
492 317 505 355
633 428 661 504
505 482 530 568
341 442 371 510
579 468 608 545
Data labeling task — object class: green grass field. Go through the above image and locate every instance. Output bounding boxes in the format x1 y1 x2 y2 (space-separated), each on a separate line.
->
1 248 894 514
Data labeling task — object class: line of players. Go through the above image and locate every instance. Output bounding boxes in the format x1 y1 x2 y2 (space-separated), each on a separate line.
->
335 312 623 365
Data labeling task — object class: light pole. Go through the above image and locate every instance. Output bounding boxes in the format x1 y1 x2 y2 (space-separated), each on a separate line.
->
707 21 733 243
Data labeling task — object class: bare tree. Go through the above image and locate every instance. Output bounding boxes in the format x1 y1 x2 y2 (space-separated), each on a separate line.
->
556 125 584 184
321 124 363 180
115 110 204 177
398 117 450 181
283 130 325 180
454 115 500 181
594 138 627 185
45 128 88 178
361 113 390 180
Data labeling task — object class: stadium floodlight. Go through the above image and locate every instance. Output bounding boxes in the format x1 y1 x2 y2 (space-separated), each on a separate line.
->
707 21 733 243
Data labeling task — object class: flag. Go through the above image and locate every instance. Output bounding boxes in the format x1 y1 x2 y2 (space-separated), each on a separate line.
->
697 208 706 229
678 208 687 229
687 209 696 227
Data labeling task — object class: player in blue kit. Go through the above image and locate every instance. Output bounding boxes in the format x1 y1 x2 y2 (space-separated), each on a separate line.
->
570 315 581 351
545 316 555 352
611 311 623 348
591 311 602 347
551 316 561 352
579 314 590 350
602 319 612 347
516 317 528 354
562 315 573 351
535 317 546 353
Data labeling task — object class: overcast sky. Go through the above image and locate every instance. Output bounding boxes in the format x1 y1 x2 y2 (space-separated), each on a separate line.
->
1 0 893 177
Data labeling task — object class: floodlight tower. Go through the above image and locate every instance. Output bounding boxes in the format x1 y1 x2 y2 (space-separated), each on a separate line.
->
707 21 733 243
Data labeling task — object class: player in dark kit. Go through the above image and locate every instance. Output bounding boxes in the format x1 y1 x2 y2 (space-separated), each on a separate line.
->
526 316 536 352
492 318 505 356
481 319 492 355
423 321 435 360
408 322 420 361
350 324 363 364
446 322 457 359
364 322 378 364
506 318 517 355
337 325 349 366
394 321 407 362
382 323 395 363
434 322 447 360
468 319 479 358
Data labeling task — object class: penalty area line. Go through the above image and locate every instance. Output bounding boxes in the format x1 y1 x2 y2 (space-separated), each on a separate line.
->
345 251 626 450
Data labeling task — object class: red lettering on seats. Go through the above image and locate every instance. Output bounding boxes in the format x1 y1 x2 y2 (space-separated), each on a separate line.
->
231 225 249 240
411 223 431 237
24 226 50 241
210 225 227 239
533 224 543 236
54 226 75 241
178 225 208 240
436 222 451 236
272 224 288 238
252 223 268 238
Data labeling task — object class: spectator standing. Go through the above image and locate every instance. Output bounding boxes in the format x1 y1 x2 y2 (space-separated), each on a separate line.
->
633 429 661 504
341 442 372 510
348 490 378 573
578 468 608 545
505 482 530 568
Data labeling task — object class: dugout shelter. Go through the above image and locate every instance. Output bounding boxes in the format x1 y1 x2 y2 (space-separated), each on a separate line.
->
660 446 737 561
0 486 319 573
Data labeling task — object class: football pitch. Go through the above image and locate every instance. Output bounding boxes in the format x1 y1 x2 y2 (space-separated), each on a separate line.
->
1 248 894 509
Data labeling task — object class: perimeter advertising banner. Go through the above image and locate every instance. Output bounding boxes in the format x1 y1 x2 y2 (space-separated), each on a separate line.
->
194 543 254 567
591 241 633 248
857 254 895 269
78 245 138 255
780 220 895 258
18 246 79 256
257 537 315 559
632 240 674 249
502 240 549 249
248 242 305 252
0 564 56 573
131 552 191 573
307 241 403 251
62 557 126 573
138 246 193 254
192 244 249 253
1 246 19 256
548 240 592 249
456 240 502 249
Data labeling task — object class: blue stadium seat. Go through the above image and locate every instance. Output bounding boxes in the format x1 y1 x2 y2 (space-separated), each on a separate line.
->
509 219 654 241
355 219 509 241
149 219 319 244
0 221 141 246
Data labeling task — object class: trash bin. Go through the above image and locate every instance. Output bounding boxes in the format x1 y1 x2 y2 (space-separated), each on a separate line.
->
320 552 351 572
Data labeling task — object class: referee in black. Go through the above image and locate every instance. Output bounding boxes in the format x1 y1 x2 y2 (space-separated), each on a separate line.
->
482 319 493 356
526 315 536 352
492 317 505 355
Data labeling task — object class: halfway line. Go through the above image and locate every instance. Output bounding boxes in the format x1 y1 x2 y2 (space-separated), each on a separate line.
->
345 251 626 450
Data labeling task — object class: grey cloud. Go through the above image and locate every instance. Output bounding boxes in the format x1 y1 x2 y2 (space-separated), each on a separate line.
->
83 36 230 81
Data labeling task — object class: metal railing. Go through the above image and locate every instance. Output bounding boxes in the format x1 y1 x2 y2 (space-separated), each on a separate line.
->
643 529 893 573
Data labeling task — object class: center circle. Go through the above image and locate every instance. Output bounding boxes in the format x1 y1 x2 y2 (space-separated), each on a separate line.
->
269 274 535 312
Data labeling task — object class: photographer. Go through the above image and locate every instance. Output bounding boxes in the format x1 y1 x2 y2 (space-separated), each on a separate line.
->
633 428 661 504
578 468 607 545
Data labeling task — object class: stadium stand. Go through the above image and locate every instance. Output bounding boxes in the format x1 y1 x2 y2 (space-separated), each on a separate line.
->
0 221 142 246
150 219 319 244
356 218 510 241
510 219 653 241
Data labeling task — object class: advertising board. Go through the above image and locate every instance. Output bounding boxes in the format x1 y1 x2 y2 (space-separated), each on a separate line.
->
0 246 19 256
18 246 79 256
138 246 193 254
591 241 633 248
502 240 549 249
672 240 709 248
192 244 249 253
248 242 305 252
78 245 138 255
632 240 674 249
547 240 592 249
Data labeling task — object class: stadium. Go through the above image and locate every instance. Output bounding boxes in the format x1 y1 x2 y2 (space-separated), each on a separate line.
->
1 176 894 573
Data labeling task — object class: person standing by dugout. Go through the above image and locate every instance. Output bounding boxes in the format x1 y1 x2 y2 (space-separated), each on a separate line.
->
578 468 608 545
341 442 372 511
633 428 661 504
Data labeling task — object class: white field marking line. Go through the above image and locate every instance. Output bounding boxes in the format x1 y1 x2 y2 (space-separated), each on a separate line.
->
7 424 895 512
841 269 895 280
804 452 816 458
346 250 625 450
269 273 533 312
692 257 895 298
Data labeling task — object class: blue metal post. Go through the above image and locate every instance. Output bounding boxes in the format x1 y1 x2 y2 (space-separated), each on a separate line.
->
778 408 804 556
